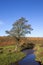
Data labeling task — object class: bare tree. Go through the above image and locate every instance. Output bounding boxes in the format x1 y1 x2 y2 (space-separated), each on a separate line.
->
6 17 33 51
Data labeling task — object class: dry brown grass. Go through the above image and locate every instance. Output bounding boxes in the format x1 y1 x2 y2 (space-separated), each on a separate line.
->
0 36 43 46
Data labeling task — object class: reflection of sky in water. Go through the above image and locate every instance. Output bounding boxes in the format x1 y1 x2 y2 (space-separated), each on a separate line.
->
19 54 39 65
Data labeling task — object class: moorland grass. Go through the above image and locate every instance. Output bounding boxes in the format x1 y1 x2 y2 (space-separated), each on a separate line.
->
34 44 43 64
0 45 25 65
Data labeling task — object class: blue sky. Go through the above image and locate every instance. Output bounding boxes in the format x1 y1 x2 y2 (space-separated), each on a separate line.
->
0 0 43 37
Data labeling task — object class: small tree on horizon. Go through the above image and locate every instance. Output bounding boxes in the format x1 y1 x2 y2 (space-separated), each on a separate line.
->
6 17 33 51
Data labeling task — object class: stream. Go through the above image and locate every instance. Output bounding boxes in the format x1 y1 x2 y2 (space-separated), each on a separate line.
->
11 49 40 65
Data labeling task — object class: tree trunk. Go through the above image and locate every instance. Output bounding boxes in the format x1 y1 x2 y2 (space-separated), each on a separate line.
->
14 37 20 52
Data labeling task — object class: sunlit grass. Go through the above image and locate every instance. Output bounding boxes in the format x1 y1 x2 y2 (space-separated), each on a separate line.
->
0 45 25 65
34 44 43 64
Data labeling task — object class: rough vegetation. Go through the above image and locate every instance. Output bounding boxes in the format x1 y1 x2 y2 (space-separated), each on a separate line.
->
0 37 43 65
0 37 43 46
34 44 43 65
0 45 25 65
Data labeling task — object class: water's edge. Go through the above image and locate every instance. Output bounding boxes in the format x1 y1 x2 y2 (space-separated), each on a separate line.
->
10 49 40 65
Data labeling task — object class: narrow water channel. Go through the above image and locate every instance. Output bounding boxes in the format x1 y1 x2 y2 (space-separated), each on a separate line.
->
18 49 39 65
18 54 39 65
11 49 40 65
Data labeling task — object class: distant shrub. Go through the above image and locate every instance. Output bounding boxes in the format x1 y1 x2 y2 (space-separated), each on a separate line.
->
0 47 3 50
21 42 35 51
0 50 3 54
8 49 12 54
0 48 3 54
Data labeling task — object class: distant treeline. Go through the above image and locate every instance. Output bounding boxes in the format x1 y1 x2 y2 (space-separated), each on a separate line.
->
0 36 43 46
